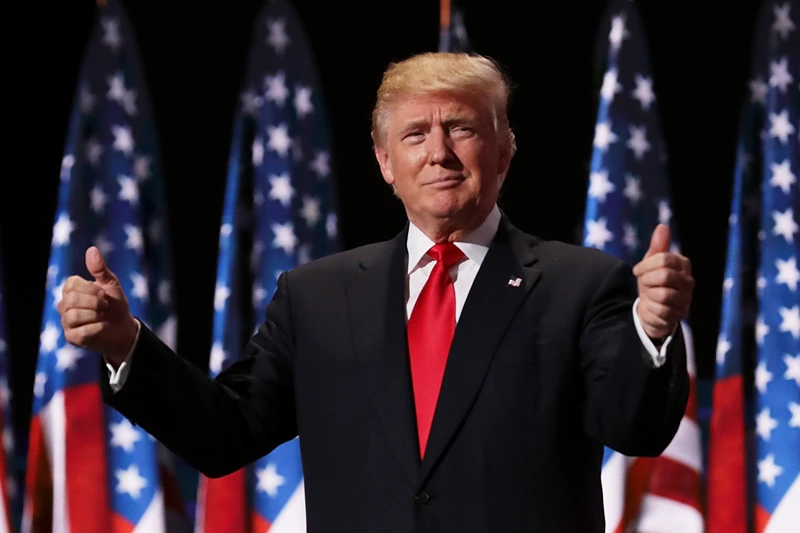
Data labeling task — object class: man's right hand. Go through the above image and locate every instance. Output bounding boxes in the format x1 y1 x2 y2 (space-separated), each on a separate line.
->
57 246 139 367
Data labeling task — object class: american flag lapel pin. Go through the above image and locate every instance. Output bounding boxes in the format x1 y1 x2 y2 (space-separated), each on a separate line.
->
507 276 522 287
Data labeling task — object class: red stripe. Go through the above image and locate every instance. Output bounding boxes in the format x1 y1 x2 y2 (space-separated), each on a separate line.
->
64 385 111 533
620 457 656 531
754 504 770 533
684 378 698 422
22 416 53 532
159 460 187 520
198 470 247 532
251 510 271 533
111 513 135 533
642 455 702 512
707 376 747 533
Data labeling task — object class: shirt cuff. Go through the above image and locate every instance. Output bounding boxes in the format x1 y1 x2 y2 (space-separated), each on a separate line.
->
105 319 141 393
632 297 674 368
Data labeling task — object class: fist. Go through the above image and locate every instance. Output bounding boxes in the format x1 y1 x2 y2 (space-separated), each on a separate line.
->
57 246 138 366
632 224 694 339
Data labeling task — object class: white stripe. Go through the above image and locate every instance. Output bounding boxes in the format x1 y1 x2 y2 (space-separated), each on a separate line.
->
659 417 702 472
601 452 628 533
193 477 207 533
680 323 696 378
635 494 703 533
131 488 165 533
42 392 69 533
269 480 307 533
764 474 800 533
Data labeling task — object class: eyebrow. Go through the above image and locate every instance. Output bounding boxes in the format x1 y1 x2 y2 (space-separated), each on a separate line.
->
397 114 478 136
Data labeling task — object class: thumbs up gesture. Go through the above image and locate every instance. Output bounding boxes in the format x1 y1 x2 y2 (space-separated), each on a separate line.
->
632 224 694 339
57 246 139 365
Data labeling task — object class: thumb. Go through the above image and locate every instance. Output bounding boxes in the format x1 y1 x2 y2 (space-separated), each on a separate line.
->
85 246 117 285
644 224 671 258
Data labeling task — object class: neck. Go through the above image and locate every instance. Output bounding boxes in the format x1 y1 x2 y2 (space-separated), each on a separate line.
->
408 206 494 243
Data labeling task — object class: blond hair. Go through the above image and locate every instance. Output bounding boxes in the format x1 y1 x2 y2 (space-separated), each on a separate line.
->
370 52 516 156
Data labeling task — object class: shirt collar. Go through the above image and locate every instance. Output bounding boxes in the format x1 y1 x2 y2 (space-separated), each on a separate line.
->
406 204 501 274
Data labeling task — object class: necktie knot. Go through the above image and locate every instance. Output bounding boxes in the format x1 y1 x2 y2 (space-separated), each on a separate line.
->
428 243 464 269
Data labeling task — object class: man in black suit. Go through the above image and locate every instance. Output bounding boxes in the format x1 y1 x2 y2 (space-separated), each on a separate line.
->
58 52 693 532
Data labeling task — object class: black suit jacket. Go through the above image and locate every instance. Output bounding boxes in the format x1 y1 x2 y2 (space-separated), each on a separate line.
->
102 217 689 532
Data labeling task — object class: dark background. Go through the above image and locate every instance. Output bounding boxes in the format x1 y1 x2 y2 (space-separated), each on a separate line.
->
2 0 764 434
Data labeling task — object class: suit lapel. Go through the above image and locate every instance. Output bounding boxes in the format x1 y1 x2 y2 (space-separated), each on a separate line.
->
345 228 420 483
418 219 542 484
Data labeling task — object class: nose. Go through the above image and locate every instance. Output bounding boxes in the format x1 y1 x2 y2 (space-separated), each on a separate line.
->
426 127 452 165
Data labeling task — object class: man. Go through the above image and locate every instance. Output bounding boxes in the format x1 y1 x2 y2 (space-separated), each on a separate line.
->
58 52 693 532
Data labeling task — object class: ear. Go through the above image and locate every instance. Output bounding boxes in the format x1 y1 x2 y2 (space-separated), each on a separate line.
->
374 146 395 186
496 144 512 186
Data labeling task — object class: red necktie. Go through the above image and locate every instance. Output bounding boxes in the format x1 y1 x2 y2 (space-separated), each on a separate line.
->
407 243 465 458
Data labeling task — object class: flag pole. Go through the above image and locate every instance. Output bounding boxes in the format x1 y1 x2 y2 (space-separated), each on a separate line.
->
440 0 451 32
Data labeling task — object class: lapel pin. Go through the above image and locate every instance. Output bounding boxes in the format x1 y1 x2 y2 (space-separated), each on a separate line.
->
507 277 522 287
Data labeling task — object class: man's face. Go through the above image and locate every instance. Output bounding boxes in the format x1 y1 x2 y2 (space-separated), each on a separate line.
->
374 91 510 233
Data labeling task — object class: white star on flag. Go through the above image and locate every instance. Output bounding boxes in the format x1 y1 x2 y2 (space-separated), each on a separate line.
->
750 77 769 103
115 464 148 499
101 17 122 51
593 121 618 152
130 272 149 301
91 185 107 213
778 306 800 338
775 257 800 291
40 323 60 353
52 213 76 246
55 345 84 372
209 342 227 375
118 176 139 204
214 284 231 312
584 218 614 249
626 125 651 159
256 463 286 498
769 159 796 193
772 208 798 242
124 224 144 253
267 123 292 157
111 125 135 156
784 354 800 385
268 173 295 207
768 109 796 143
294 85 314 118
622 175 643 204
272 222 297 254
608 15 628 50
772 2 796 39
266 18 290 54
769 57 794 92
600 69 621 102
110 419 141 453
716 335 732 365
265 71 289 106
301 196 322 227
310 151 330 178
589 170 616 202
632 74 655 110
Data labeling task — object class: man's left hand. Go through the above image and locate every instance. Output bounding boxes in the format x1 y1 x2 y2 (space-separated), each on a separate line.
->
632 224 694 340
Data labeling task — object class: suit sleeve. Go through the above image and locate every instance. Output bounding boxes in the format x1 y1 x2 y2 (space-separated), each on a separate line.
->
101 272 298 478
579 261 690 457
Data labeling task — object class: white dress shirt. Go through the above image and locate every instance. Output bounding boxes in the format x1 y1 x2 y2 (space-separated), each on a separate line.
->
108 204 672 392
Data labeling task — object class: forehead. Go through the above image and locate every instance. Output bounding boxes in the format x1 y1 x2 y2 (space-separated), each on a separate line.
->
385 91 489 126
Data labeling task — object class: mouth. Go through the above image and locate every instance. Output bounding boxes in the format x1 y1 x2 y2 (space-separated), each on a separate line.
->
424 176 464 187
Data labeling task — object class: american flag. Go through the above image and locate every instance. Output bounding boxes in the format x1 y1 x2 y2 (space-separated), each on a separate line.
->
581 1 703 531
21 1 188 531
438 0 471 53
0 243 14 533
193 1 339 531
708 2 799 532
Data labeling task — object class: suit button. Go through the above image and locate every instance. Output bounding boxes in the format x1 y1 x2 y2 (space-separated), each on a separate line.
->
415 491 431 504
